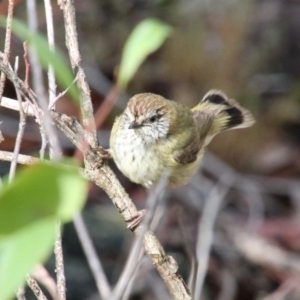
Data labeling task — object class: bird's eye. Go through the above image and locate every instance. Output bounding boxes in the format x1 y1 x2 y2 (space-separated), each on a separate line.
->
149 115 158 123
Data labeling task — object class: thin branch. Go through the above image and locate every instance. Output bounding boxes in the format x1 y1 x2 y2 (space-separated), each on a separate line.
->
94 85 121 130
25 38 47 160
121 251 145 300
59 0 97 147
1 95 36 116
26 0 61 160
26 275 48 300
110 175 168 300
32 265 58 300
49 73 79 109
261 278 299 300
23 42 30 89
0 0 14 103
54 222 66 300
0 150 39 164
8 57 27 182
193 173 234 300
25 3 65 297
73 84 121 163
16 287 26 300
0 129 4 144
44 0 56 108
232 229 300 273
73 214 112 300
216 269 237 300
178 214 197 291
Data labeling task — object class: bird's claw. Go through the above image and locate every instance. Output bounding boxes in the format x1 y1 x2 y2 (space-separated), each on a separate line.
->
94 146 111 160
125 209 146 231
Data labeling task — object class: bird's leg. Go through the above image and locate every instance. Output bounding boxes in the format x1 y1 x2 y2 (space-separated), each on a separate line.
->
94 146 112 160
125 209 146 231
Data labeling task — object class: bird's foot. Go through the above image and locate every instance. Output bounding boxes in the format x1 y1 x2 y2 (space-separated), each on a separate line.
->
126 209 146 231
94 146 111 160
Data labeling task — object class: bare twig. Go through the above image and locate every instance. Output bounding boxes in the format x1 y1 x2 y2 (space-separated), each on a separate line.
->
203 152 265 232
178 214 197 291
16 287 26 300
0 0 14 103
25 3 65 298
44 0 56 108
193 173 234 300
26 0 61 160
232 229 300 273
23 42 30 89
216 269 237 300
94 85 121 130
121 252 145 300
32 265 58 300
26 0 48 160
59 0 97 147
110 174 168 300
50 73 79 109
26 275 48 300
73 84 120 163
8 57 27 182
261 278 300 300
54 222 66 300
0 129 4 144
73 214 112 300
0 150 39 164
1 95 36 116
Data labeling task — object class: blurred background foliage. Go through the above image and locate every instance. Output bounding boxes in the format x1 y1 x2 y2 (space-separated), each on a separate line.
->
1 0 300 299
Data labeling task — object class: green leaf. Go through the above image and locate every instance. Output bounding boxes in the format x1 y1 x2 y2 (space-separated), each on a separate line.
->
0 162 87 235
0 17 79 103
0 218 56 300
0 164 59 235
117 18 172 89
55 165 88 221
0 162 87 300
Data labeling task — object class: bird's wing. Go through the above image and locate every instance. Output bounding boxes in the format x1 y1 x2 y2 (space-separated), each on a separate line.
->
172 111 213 164
192 110 214 138
172 137 200 164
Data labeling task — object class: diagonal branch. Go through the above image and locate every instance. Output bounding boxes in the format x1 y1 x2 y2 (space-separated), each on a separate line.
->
0 58 192 299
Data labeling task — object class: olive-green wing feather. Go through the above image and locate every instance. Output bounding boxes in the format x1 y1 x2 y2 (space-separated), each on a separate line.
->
172 111 213 164
172 138 200 164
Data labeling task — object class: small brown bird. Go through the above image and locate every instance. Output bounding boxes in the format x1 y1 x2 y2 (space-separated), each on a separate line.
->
110 90 255 189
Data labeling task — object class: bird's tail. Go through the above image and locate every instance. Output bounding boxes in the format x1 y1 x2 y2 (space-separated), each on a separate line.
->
192 90 255 138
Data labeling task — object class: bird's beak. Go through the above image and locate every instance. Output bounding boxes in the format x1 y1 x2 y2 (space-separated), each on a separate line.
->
128 121 142 129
